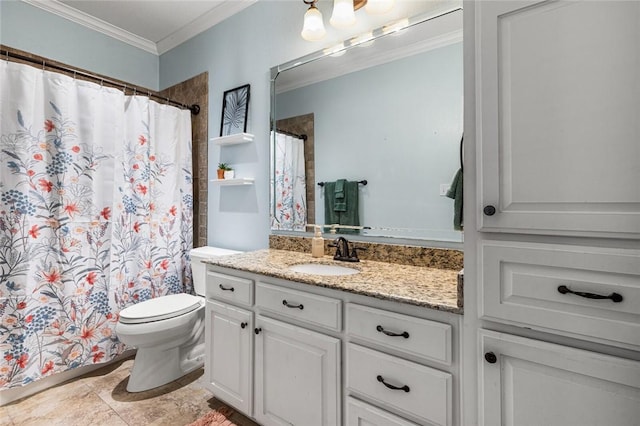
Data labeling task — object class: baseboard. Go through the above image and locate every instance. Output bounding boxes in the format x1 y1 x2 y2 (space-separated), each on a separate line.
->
0 349 136 406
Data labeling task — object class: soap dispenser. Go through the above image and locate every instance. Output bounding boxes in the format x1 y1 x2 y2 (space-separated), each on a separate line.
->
311 226 324 258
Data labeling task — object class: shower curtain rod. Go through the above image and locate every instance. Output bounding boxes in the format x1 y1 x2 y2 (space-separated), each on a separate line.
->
1 48 200 115
275 128 308 141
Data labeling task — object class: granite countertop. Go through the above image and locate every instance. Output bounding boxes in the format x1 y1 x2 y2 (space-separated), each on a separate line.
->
204 249 463 314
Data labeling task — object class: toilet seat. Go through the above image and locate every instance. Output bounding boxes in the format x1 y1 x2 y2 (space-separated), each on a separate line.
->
119 293 203 324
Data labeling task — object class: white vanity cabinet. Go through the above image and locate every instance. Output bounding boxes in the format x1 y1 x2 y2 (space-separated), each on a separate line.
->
476 0 640 238
204 299 253 414
346 304 454 426
480 330 640 426
204 270 255 415
471 1 640 424
253 315 341 426
205 265 461 426
253 281 342 426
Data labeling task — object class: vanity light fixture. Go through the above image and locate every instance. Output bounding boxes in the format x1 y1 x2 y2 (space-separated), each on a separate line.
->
301 0 395 41
330 0 357 28
301 0 327 41
365 0 395 15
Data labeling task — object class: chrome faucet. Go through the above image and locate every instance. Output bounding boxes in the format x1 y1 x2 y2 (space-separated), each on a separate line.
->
329 237 366 262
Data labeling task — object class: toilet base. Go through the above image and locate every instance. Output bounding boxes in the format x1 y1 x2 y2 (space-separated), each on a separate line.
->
126 339 205 392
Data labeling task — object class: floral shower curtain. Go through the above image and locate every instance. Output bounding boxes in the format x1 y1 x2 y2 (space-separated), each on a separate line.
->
0 60 193 389
270 131 307 231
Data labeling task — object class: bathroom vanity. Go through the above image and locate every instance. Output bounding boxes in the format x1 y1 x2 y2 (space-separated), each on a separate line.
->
203 249 463 426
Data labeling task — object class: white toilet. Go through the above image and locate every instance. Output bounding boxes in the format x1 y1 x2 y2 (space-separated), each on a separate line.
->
116 246 241 392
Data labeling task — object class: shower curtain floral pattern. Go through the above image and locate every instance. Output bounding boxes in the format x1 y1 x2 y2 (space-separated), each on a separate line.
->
270 131 307 231
0 61 193 389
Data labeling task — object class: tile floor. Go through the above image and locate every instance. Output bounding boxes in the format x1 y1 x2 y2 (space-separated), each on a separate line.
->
0 357 259 426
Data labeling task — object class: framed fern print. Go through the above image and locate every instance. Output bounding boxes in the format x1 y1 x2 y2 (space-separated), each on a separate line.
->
220 84 250 136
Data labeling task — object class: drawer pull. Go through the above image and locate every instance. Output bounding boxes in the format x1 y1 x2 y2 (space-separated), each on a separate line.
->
240 322 247 329
376 325 409 339
557 285 623 303
282 300 304 310
254 327 262 335
219 284 235 292
376 375 410 393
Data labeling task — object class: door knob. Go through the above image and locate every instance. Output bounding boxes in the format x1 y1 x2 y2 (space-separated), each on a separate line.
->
484 352 497 364
483 205 496 216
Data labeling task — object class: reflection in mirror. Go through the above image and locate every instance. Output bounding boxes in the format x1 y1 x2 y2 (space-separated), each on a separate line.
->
271 7 463 244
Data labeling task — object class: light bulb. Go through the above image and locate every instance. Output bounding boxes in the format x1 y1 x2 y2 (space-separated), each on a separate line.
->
301 5 326 41
382 18 409 35
365 0 395 14
350 32 374 47
330 0 356 29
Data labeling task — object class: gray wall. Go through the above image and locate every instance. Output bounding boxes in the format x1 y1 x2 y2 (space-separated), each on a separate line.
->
1 1 158 89
276 43 463 241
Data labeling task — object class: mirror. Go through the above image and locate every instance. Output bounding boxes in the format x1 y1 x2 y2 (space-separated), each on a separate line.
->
270 7 463 244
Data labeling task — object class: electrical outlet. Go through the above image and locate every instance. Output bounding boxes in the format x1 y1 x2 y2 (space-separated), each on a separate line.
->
440 184 450 196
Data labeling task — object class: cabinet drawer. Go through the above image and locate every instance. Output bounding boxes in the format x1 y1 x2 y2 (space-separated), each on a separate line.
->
206 270 253 307
481 241 640 348
346 344 452 426
346 303 452 365
347 397 419 426
256 282 341 331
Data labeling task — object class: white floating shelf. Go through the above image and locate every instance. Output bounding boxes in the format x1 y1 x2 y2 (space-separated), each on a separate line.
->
210 133 254 146
210 178 255 186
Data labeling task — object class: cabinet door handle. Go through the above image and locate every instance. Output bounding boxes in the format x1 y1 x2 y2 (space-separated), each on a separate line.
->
254 327 262 335
282 300 304 310
484 352 497 364
557 285 623 303
240 322 248 329
483 205 496 216
376 375 410 393
376 325 409 339
219 284 234 292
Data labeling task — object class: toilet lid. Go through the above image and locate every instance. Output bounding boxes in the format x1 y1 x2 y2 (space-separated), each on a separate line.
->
119 293 202 324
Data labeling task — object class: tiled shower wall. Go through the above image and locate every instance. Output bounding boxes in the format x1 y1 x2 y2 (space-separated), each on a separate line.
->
160 73 209 247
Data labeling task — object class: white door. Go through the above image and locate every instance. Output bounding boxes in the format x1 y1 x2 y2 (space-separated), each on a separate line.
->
477 0 640 238
205 299 253 415
254 315 340 426
479 329 640 426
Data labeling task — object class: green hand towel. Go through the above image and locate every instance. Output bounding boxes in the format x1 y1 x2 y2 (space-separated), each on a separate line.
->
334 179 347 211
324 182 340 225
323 180 360 234
446 168 463 231
339 180 360 234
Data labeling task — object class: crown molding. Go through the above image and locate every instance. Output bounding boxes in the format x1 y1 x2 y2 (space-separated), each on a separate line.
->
21 0 257 56
157 0 257 55
22 0 158 54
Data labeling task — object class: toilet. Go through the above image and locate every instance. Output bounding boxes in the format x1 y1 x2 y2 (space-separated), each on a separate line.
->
116 246 241 392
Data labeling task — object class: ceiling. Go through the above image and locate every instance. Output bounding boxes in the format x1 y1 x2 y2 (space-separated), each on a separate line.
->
24 0 257 55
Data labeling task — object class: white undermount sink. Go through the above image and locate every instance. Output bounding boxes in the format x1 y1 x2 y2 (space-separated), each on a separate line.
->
288 263 360 276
